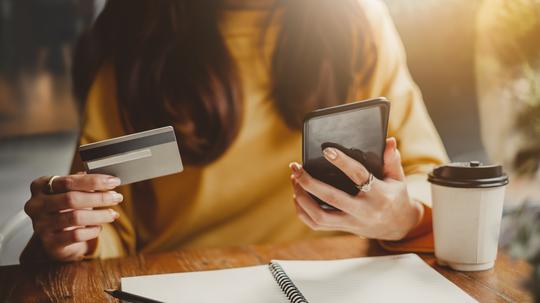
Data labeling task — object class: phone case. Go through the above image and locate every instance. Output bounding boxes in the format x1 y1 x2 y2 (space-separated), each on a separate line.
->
302 97 390 210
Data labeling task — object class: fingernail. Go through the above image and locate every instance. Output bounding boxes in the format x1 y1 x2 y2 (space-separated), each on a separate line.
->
112 192 123 203
292 194 297 199
323 148 338 160
110 209 119 219
289 162 303 178
388 137 397 151
107 177 121 188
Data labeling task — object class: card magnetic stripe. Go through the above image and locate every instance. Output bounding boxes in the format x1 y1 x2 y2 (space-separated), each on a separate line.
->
79 131 176 162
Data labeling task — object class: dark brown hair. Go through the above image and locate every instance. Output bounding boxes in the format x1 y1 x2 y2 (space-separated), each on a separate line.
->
73 0 376 165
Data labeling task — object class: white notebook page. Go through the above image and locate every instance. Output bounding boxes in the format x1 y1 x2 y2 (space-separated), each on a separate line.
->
121 265 287 303
276 254 477 303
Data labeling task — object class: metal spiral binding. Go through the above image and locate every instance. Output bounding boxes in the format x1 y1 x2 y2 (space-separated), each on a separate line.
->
268 262 309 303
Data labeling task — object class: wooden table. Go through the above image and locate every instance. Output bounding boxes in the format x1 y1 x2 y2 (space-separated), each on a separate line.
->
0 236 533 302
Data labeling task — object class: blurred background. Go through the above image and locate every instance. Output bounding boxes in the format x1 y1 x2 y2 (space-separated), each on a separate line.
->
0 0 539 267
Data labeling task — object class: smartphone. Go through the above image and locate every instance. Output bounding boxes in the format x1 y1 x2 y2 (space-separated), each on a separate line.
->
302 97 390 210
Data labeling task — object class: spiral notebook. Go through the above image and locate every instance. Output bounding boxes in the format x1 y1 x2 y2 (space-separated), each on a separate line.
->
121 254 477 303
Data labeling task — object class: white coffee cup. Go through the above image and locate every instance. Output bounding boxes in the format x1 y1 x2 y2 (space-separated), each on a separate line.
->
428 161 509 271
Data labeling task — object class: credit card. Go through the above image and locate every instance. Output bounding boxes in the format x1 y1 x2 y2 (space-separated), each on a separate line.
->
79 126 183 185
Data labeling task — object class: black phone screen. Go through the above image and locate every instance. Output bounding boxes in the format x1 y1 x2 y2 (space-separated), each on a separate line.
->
302 98 389 210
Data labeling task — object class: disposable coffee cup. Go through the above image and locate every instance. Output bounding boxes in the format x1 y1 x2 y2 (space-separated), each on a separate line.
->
428 161 509 271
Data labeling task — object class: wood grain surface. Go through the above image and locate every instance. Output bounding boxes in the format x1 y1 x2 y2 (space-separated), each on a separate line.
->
0 235 533 302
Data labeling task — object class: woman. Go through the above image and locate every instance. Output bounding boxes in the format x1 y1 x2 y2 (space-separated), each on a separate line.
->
22 0 447 262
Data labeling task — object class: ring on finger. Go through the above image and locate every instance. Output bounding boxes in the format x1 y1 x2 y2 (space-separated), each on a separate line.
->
46 175 60 194
356 173 374 193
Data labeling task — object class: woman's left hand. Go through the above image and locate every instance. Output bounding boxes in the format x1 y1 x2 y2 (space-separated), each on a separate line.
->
290 137 423 241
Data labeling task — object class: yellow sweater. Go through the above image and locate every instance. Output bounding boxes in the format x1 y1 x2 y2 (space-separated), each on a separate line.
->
77 0 448 259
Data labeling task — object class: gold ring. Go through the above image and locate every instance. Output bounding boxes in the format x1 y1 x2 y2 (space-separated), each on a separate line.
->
47 175 60 194
356 173 374 193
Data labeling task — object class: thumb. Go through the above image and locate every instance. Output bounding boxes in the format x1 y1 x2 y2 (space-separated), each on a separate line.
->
383 137 405 181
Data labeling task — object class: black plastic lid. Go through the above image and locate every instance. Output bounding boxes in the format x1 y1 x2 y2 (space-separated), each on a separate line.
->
428 161 509 188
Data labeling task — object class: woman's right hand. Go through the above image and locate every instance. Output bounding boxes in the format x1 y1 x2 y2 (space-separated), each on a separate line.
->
24 174 123 262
